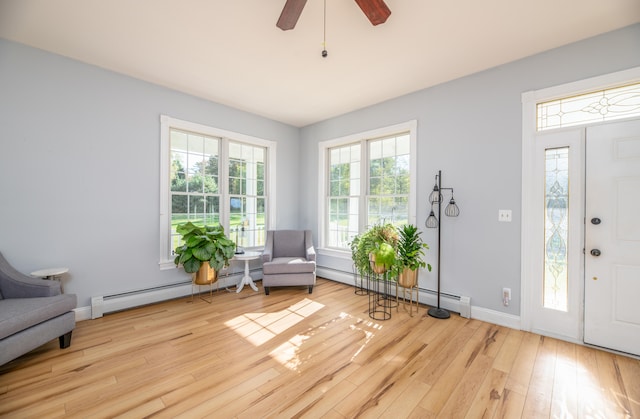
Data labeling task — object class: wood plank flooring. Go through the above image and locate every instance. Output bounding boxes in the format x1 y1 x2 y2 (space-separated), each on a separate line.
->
1 278 639 418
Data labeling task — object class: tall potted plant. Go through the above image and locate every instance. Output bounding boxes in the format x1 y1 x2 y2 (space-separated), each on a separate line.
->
174 222 236 284
396 224 431 287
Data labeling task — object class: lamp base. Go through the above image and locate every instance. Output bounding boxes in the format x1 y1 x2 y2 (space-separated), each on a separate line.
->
428 307 451 319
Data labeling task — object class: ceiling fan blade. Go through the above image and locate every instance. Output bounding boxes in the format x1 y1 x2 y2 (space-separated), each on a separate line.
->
353 0 391 26
277 0 308 31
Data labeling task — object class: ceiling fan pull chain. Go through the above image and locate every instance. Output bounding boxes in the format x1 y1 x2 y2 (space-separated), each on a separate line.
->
322 0 328 57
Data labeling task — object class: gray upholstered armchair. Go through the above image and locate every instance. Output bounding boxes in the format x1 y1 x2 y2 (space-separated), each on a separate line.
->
0 252 77 366
262 230 316 295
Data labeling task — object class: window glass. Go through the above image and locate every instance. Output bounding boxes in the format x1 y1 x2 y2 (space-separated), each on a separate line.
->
367 134 410 226
325 129 412 250
229 141 267 248
170 129 220 251
537 82 640 131
327 143 360 248
544 147 569 311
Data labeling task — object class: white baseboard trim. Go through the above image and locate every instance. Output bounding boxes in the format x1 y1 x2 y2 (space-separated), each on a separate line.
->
74 306 92 322
318 267 521 329
471 306 521 330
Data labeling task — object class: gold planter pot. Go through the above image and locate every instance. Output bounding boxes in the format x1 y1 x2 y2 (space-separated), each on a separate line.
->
192 263 219 303
369 253 387 275
397 267 419 316
398 267 418 288
194 263 218 285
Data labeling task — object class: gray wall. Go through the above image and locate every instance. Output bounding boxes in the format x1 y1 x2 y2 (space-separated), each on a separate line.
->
0 38 300 307
300 24 640 315
1 24 639 315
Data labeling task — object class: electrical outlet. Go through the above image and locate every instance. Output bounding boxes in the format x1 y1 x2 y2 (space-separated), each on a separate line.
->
502 288 511 306
498 209 512 222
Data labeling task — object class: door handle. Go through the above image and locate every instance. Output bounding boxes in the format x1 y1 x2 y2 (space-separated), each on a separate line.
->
590 249 601 257
591 218 601 225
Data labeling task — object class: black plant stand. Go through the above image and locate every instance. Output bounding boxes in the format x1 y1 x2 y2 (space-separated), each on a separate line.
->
354 264 368 296
368 271 392 320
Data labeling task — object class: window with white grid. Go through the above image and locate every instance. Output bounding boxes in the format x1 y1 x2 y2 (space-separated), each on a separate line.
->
320 121 417 251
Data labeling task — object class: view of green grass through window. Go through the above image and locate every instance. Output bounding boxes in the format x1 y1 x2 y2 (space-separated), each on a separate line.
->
327 133 410 249
169 129 266 253
228 141 266 249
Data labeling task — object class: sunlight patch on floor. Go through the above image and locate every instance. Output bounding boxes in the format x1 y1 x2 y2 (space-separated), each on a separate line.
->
268 311 382 372
571 355 621 418
225 300 387 372
269 334 309 371
347 314 379 362
224 298 325 346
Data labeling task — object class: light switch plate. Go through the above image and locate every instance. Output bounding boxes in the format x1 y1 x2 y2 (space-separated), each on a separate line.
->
498 209 512 222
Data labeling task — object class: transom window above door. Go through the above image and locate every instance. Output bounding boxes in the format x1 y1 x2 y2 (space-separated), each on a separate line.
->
537 82 640 131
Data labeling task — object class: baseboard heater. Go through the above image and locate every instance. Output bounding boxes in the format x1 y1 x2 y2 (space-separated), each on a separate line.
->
90 270 256 319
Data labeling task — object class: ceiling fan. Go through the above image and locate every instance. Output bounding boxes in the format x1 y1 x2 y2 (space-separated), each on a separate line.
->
277 0 391 31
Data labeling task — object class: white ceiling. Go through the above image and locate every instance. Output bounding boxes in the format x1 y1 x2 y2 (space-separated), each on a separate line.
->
1 0 639 127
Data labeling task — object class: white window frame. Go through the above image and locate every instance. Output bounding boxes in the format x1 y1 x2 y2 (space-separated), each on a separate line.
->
159 115 277 269
317 120 418 258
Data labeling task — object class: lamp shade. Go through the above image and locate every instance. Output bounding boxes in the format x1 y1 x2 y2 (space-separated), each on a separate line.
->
425 210 438 228
444 198 460 217
429 187 440 204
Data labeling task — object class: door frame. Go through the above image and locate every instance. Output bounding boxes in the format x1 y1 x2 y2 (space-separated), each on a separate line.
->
521 66 640 342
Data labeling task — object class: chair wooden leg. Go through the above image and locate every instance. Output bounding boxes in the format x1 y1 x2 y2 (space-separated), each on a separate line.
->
264 287 270 295
59 331 72 349
308 285 313 294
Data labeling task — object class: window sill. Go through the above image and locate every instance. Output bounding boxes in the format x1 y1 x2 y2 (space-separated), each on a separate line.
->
159 260 176 270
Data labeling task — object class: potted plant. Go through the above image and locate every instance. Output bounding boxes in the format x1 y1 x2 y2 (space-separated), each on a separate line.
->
396 224 431 288
350 222 399 275
174 222 236 285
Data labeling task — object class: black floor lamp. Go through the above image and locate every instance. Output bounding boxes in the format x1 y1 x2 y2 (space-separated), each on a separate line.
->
425 170 460 319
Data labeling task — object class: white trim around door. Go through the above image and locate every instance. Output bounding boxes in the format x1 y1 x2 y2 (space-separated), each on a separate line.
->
521 66 640 343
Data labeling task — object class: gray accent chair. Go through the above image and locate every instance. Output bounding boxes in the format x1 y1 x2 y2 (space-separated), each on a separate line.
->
262 230 316 295
0 252 77 366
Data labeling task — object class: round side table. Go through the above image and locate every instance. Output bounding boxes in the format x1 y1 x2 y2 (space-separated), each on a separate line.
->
233 251 261 293
31 267 69 293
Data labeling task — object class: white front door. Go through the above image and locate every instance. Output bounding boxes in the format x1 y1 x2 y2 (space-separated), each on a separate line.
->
584 119 640 356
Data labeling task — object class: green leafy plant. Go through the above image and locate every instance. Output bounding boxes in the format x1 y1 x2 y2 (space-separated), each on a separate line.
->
173 222 235 273
397 224 431 272
350 222 399 275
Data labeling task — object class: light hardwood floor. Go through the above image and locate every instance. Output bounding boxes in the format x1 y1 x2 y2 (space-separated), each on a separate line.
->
1 278 639 418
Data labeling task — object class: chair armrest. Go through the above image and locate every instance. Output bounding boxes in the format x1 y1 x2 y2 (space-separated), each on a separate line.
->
0 252 62 298
306 247 316 262
262 231 273 263
0 273 61 298
305 230 316 262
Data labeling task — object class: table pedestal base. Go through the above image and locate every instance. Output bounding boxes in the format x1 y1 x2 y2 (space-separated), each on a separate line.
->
237 258 259 293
